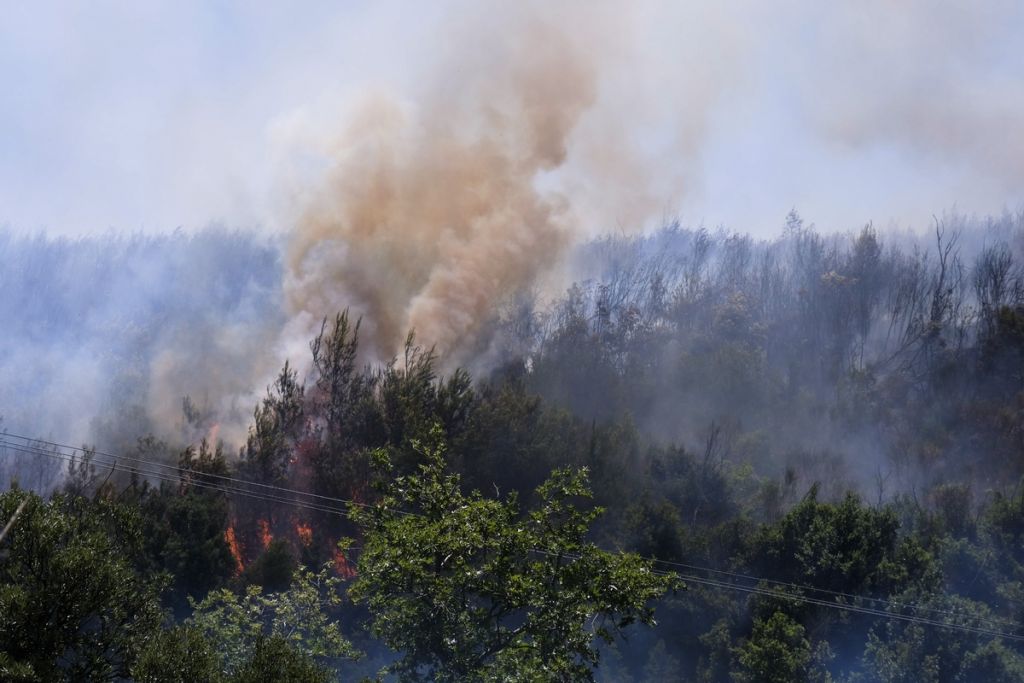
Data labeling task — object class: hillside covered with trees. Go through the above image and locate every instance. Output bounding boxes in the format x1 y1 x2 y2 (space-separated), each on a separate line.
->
3 211 1024 681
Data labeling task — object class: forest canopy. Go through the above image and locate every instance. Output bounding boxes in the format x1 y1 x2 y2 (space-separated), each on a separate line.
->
3 211 1024 680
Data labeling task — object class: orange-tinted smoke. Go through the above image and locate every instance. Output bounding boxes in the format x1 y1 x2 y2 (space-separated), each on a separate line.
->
284 3 612 364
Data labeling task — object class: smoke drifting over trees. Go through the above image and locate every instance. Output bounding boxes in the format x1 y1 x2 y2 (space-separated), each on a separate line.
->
6 210 1024 679
283 4 596 362
4 1 1024 680
0 230 283 454
5 0 1024 438
277 0 1024 369
3 209 1024 495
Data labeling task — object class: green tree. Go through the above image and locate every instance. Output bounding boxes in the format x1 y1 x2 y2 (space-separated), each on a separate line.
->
243 538 298 593
240 360 305 487
230 635 332 683
750 490 938 598
133 627 332 683
118 438 237 606
958 640 1024 683
349 429 677 682
733 611 815 683
622 498 685 562
187 563 358 674
133 626 222 682
865 591 1024 683
0 489 164 681
136 486 235 603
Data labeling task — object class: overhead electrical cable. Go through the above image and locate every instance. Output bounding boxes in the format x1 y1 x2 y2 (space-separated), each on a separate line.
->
669 572 1024 642
8 432 1014 629
0 431 378 511
0 439 349 517
3 430 1023 642
640 555 1023 631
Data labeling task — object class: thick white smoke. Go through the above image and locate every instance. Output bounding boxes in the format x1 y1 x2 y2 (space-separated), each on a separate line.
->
4 0 1024 454
283 3 609 363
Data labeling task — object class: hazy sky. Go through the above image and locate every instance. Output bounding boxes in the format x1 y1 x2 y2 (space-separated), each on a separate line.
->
2 0 1023 238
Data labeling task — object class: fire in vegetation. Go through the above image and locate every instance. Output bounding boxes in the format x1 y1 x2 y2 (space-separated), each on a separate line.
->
222 506 356 580
224 523 244 576
295 520 313 547
257 518 273 550
333 547 357 580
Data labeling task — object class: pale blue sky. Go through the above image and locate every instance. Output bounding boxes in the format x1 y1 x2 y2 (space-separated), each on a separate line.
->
2 0 1023 237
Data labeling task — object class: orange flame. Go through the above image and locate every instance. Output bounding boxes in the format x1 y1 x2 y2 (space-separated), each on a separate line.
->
295 521 313 547
224 524 244 575
333 547 357 579
257 519 273 550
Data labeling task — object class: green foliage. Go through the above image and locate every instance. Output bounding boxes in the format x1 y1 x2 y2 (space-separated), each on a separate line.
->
697 619 734 683
230 635 332 683
136 486 236 602
983 489 1024 571
733 612 814 683
134 626 222 682
187 563 359 674
622 498 685 562
865 591 1024 683
979 305 1024 391
0 651 37 683
310 311 368 442
243 538 298 593
958 640 1024 683
0 489 164 681
64 446 101 497
349 428 677 682
457 380 591 505
750 491 937 598
240 360 305 487
133 627 332 683
178 437 231 488
12 248 1024 683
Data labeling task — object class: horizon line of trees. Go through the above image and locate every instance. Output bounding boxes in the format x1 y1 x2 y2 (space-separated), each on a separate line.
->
2 209 1024 680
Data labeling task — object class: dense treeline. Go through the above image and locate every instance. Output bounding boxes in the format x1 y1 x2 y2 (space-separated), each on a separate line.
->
505 210 1024 494
2 212 1024 680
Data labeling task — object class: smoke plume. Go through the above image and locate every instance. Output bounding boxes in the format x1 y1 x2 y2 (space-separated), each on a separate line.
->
283 3 620 363
5 0 1024 458
795 0 1024 189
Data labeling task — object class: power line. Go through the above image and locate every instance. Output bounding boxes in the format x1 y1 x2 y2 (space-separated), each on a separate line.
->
1 442 343 517
0 439 350 518
673 572 1024 643
528 548 1024 642
0 431 378 512
640 556 1023 632
3 434 1017 633
3 431 1023 642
